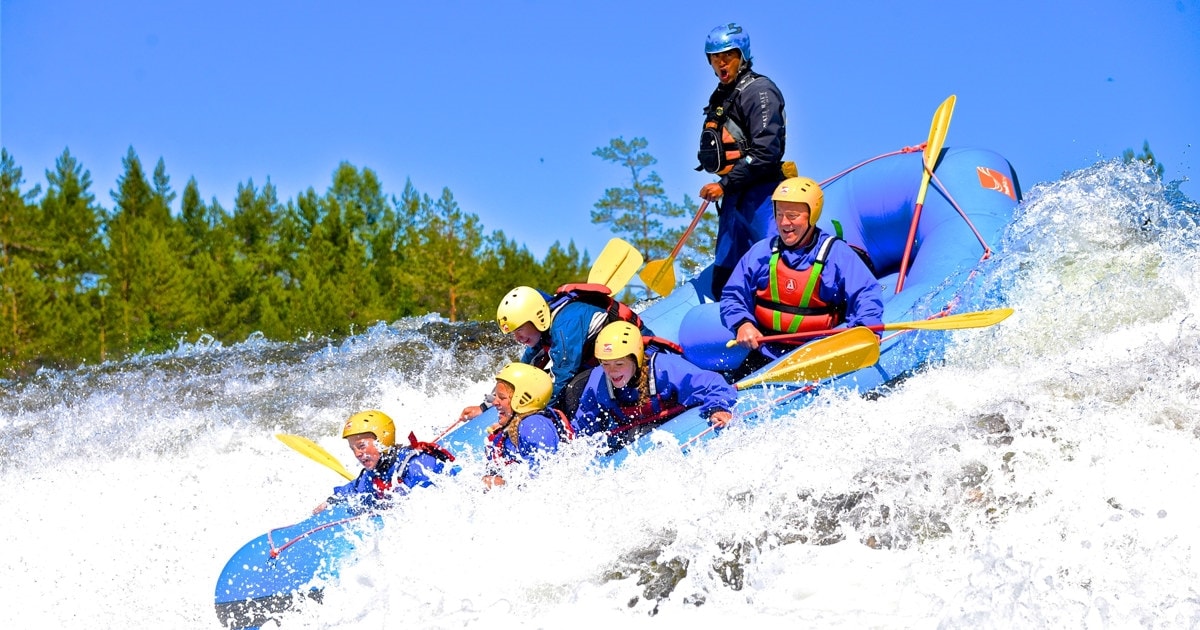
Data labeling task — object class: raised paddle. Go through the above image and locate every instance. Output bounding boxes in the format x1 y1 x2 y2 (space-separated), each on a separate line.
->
276 433 355 481
725 307 1013 347
640 200 711 297
588 238 644 296
733 326 881 390
895 94 956 294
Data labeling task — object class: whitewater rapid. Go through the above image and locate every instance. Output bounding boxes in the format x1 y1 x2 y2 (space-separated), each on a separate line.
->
2 160 1198 629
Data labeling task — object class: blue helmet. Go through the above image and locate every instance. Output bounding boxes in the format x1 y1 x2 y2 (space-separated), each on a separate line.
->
705 23 752 65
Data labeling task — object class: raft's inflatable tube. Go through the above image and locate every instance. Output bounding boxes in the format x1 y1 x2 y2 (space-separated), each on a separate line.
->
214 504 380 629
678 302 749 370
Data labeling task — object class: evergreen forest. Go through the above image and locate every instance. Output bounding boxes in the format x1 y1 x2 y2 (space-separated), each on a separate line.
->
0 147 599 377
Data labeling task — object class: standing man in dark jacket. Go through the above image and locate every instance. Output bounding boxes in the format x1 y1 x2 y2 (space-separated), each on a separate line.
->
696 22 789 299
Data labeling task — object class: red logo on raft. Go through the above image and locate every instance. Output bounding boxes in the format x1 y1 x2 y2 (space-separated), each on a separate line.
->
977 166 1016 200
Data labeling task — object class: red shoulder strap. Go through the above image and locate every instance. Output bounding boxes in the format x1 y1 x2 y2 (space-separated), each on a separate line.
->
555 282 613 295
408 431 456 462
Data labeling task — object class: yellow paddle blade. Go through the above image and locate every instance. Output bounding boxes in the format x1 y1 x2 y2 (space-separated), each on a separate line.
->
884 307 1012 331
276 433 354 481
588 238 644 296
735 327 881 390
916 94 956 206
639 258 675 297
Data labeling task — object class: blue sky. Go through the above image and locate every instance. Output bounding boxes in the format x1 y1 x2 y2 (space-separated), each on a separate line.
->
3 0 1198 260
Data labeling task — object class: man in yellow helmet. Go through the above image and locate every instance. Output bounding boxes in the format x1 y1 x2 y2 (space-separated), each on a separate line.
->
574 321 736 453
721 177 883 375
312 409 456 513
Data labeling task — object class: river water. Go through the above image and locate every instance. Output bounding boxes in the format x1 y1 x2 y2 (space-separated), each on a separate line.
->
2 159 1199 629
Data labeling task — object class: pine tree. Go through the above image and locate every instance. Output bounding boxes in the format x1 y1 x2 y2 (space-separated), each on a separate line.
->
475 231 543 318
226 178 289 339
404 187 485 322
538 239 590 289
314 163 389 331
179 177 238 340
591 137 692 260
39 149 106 362
104 148 196 355
0 149 47 373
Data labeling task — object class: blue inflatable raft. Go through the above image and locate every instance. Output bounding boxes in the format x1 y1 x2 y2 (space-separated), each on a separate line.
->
214 145 1021 628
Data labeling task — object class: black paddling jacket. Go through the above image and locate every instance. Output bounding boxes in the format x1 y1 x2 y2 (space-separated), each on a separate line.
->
702 69 787 194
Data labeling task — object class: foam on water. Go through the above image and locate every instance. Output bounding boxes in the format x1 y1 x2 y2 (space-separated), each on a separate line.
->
2 160 1199 628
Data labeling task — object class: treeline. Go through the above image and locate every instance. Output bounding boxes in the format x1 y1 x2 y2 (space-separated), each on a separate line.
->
0 147 592 377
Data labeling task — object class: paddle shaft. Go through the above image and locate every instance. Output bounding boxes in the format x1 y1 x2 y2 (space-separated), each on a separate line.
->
642 200 710 295
666 200 710 263
727 308 1014 346
681 328 882 449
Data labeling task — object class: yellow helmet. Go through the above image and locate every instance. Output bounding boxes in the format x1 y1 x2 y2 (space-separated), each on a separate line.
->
772 176 824 226
496 286 551 334
341 409 396 448
495 362 553 415
594 321 645 367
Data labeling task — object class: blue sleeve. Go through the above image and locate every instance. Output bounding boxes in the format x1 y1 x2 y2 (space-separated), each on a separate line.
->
825 240 884 328
656 353 738 418
399 453 447 490
546 302 603 399
330 471 369 498
720 239 771 331
572 367 610 438
516 413 561 469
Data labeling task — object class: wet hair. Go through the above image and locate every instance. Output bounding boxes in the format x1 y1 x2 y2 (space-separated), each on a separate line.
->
634 357 653 408
495 379 526 448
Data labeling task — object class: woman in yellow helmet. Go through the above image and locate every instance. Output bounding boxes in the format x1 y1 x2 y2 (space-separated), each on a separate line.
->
313 409 456 513
482 362 574 488
574 321 736 454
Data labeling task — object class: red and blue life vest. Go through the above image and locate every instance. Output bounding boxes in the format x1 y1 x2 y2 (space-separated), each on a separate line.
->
604 344 689 441
486 408 574 465
753 236 844 334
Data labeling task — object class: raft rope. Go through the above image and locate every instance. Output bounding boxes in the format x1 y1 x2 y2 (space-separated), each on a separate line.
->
929 172 994 261
432 417 463 444
266 514 366 559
